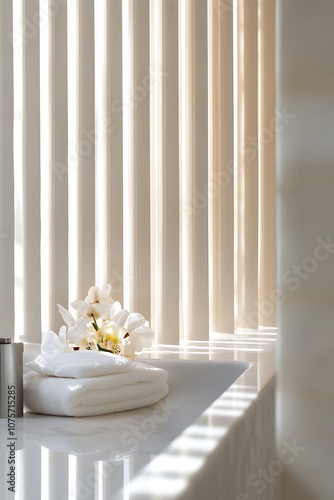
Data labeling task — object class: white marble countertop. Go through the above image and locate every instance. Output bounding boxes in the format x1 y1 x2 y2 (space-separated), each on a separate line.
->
0 330 276 500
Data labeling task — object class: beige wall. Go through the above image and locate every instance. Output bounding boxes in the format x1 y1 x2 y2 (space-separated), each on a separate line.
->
277 1 334 499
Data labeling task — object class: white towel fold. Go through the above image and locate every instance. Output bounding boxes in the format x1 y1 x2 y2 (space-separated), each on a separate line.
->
24 362 169 417
28 349 133 378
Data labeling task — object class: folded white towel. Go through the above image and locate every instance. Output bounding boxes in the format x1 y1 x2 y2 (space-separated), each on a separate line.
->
28 349 133 379
26 329 134 378
24 362 169 417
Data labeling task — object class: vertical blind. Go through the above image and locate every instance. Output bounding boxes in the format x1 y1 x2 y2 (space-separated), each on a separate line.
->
0 0 276 344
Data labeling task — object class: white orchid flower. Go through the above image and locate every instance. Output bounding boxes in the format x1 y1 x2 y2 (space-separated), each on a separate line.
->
109 301 129 326
41 327 71 355
57 304 76 327
67 316 99 349
110 311 154 356
71 284 114 320
54 284 155 358
71 300 111 321
85 284 113 305
124 313 155 351
98 321 123 353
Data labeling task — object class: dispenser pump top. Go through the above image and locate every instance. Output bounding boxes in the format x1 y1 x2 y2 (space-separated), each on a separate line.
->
0 338 12 344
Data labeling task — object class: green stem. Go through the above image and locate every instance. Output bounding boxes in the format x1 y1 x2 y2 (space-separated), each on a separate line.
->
92 314 99 332
97 344 113 354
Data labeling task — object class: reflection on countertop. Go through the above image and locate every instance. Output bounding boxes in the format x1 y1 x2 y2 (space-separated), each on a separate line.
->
0 330 276 500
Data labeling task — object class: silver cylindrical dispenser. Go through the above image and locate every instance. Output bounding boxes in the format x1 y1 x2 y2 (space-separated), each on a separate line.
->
0 338 23 418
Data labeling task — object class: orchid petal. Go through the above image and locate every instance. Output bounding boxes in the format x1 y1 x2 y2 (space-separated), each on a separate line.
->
86 303 111 320
122 338 136 357
125 313 146 332
85 286 101 304
58 325 68 346
71 299 88 313
67 317 89 345
41 329 70 355
109 301 122 318
111 309 129 327
85 284 113 305
101 283 112 296
125 334 144 352
57 304 75 327
130 328 154 348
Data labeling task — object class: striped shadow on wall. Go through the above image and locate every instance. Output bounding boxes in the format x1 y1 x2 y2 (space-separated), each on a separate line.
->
0 0 276 344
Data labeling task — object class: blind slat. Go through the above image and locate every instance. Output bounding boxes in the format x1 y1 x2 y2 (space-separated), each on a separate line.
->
237 0 259 329
23 0 41 341
133 0 151 320
68 0 96 305
0 1 14 338
123 0 151 319
51 2 68 329
107 0 123 306
78 0 95 299
94 0 108 287
180 0 209 341
259 0 276 327
150 0 180 344
150 0 162 339
163 0 180 343
209 0 235 334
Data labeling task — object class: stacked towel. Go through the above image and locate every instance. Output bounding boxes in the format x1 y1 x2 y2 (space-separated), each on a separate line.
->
28 349 133 378
24 335 169 417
